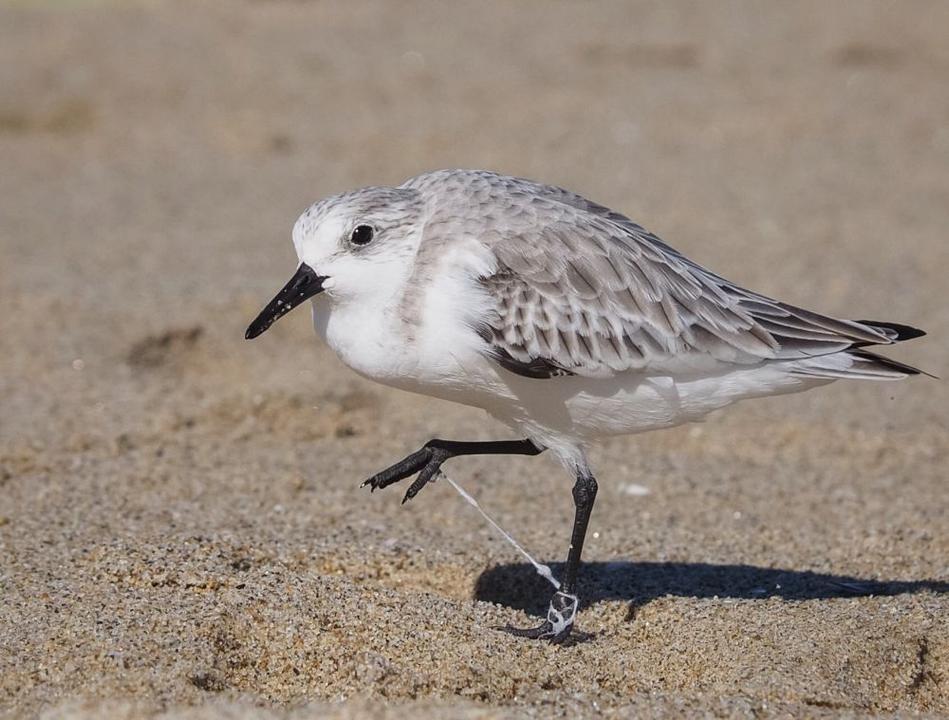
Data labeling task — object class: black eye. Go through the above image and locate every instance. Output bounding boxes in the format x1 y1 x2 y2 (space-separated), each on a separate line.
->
350 224 374 246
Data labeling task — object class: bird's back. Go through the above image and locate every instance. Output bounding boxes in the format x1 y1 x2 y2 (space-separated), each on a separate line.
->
401 170 923 384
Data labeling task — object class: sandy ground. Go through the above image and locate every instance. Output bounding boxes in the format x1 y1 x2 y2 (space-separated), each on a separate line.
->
1 1 948 718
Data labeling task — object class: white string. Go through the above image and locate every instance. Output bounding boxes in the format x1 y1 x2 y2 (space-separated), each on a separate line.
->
440 471 560 591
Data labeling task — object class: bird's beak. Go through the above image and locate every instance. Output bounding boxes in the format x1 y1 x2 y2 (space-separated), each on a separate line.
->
245 263 327 339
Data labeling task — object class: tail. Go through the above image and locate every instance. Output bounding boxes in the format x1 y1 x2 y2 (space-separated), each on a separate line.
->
789 319 930 381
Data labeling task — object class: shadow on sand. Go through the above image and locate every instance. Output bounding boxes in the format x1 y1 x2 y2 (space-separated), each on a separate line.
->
474 561 949 618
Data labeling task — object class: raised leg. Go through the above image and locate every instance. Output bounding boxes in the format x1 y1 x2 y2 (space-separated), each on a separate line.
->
362 438 542 504
502 470 598 643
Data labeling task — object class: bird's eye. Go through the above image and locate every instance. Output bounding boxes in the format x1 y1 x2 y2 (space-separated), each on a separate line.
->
350 225 374 246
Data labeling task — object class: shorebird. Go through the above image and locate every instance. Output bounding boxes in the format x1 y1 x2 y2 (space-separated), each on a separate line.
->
246 169 925 642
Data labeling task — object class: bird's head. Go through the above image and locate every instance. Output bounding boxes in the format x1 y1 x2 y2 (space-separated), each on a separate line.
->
245 186 423 339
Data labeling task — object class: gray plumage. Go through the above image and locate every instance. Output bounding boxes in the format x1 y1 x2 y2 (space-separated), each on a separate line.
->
401 170 921 380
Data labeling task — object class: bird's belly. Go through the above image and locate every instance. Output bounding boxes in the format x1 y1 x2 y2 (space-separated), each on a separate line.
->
489 364 823 442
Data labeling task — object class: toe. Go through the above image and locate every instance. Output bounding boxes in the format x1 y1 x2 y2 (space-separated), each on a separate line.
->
401 462 441 504
496 621 556 640
362 447 433 491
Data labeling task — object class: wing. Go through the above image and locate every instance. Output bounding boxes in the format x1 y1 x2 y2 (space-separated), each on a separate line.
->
477 188 897 379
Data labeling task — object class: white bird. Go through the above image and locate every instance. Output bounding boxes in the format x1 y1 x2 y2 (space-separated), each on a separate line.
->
246 169 925 642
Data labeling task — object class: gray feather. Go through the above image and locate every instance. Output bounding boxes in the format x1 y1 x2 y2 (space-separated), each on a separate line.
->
402 170 911 379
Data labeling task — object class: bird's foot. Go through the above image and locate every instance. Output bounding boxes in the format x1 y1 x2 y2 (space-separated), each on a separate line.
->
361 441 452 504
499 591 578 644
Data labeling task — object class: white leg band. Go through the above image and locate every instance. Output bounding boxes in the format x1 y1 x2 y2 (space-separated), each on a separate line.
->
547 591 578 636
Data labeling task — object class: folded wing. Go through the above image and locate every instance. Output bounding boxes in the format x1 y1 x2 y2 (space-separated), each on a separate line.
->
477 185 907 379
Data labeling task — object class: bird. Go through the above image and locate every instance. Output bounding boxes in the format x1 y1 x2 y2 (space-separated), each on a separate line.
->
245 169 926 643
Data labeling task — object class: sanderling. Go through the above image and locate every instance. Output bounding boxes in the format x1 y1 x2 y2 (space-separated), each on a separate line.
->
246 169 925 642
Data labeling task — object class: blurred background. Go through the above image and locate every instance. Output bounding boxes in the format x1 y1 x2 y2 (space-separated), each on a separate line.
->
1 2 947 718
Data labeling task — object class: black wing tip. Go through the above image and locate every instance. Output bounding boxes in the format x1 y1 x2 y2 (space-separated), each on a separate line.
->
857 320 927 342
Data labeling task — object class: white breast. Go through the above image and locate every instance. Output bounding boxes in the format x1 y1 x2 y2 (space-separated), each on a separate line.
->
309 254 506 408
311 294 415 382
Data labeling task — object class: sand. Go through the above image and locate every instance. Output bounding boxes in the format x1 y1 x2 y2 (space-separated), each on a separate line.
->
1 1 947 717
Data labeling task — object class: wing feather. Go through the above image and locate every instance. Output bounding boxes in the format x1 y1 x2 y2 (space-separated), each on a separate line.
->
475 178 898 378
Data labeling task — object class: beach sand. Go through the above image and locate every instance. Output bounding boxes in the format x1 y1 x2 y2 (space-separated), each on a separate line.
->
1 2 947 717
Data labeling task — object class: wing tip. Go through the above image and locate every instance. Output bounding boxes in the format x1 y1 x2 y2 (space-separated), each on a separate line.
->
856 320 927 343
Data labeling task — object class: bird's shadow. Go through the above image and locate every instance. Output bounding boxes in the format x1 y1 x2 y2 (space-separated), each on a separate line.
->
474 561 949 618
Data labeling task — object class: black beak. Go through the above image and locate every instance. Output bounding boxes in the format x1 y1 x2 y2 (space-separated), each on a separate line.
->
245 263 327 339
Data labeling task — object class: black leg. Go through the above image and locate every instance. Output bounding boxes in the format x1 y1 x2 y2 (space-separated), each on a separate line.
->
362 438 542 504
561 472 598 595
502 470 598 643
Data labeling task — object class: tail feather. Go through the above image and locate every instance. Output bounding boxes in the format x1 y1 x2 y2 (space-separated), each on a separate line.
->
784 316 929 381
847 349 925 377
790 351 917 381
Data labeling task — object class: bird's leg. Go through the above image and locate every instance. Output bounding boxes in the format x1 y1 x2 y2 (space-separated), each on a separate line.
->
362 438 542 504
502 470 598 643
